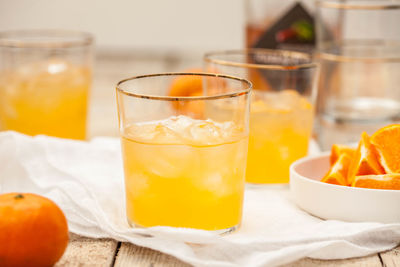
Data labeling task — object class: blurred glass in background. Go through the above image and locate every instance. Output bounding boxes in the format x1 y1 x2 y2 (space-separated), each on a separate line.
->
0 30 93 139
315 0 400 150
204 49 318 184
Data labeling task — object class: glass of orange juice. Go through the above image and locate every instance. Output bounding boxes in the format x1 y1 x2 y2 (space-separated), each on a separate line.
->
116 73 251 233
204 49 318 184
0 30 93 140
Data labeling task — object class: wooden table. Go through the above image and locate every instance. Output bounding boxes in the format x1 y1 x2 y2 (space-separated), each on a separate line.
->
56 51 400 266
55 234 399 267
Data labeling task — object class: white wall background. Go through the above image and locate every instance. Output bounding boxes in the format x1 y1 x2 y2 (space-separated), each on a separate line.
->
0 0 244 54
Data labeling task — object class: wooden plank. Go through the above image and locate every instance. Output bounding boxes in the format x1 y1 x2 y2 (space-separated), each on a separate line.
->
114 242 383 267
55 233 118 267
380 245 400 267
284 254 382 267
114 243 191 267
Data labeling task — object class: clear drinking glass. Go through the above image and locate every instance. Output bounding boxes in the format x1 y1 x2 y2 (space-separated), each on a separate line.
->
315 0 400 150
204 49 318 184
116 73 251 233
0 30 93 140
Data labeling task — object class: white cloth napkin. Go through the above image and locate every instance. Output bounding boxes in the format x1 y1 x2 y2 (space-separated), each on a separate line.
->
0 131 399 267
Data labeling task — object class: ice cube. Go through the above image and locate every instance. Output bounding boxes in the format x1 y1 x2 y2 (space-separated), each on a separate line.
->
196 172 233 197
190 120 220 142
126 122 158 141
252 90 304 113
46 59 68 74
148 155 186 179
154 123 185 144
140 142 194 179
162 115 194 140
16 59 69 78
126 115 240 145
203 173 223 189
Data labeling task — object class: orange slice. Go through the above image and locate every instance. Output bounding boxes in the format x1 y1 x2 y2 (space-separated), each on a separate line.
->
370 124 400 173
330 144 356 166
321 153 352 186
347 132 385 185
352 174 400 190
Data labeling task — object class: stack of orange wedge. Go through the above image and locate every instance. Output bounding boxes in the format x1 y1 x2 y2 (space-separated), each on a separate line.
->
321 125 400 190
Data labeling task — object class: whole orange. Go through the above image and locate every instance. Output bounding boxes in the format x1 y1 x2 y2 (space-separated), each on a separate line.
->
0 193 69 267
168 68 205 118
168 68 204 97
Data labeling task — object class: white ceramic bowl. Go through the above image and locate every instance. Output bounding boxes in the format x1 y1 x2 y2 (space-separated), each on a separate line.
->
290 152 400 223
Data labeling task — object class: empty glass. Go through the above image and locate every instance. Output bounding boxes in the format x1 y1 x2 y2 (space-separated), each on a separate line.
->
315 0 400 149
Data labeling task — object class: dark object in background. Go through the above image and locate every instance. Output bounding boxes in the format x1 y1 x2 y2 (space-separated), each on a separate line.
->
246 1 315 91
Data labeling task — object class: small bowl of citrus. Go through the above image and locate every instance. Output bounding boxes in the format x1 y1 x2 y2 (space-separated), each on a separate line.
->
290 125 400 223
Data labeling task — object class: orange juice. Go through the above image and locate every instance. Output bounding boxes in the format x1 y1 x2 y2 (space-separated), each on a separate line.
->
121 115 248 230
0 59 90 139
246 90 314 183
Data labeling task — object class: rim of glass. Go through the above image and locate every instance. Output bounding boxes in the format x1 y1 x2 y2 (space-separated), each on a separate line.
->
204 49 317 70
116 72 252 101
316 51 400 62
316 0 400 10
317 39 400 62
0 29 94 48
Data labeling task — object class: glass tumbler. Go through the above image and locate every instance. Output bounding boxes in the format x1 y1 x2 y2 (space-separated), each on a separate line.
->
116 73 251 233
0 30 93 140
315 0 400 150
204 49 318 184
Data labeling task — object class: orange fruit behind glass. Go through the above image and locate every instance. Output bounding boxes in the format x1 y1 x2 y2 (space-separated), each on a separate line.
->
168 69 203 97
168 69 204 118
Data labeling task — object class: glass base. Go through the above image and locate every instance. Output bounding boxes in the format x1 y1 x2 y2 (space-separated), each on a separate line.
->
128 220 240 235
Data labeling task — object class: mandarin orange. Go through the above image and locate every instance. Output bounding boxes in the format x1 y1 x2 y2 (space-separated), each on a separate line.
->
168 69 205 118
168 68 203 97
0 193 69 267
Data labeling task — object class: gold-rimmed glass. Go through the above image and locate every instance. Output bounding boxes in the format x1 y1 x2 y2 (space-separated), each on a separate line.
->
0 29 93 139
116 72 251 233
315 0 400 149
204 49 319 184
